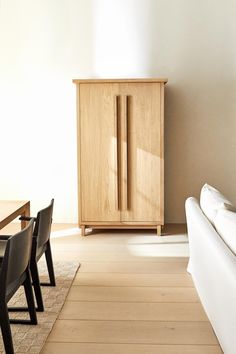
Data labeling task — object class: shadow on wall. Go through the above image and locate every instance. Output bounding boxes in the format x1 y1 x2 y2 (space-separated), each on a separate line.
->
145 0 236 223
164 79 236 223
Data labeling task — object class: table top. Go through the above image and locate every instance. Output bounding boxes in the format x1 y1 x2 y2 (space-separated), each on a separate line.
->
0 200 30 230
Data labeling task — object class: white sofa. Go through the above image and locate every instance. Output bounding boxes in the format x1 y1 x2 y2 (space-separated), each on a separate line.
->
186 196 236 354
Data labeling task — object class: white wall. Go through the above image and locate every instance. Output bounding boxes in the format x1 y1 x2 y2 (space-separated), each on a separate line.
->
0 0 236 222
0 0 94 221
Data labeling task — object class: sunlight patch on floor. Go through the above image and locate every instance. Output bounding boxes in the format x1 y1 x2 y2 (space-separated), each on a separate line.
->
127 236 189 257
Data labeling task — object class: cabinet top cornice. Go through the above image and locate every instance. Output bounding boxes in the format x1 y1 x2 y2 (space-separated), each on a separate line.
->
73 78 168 84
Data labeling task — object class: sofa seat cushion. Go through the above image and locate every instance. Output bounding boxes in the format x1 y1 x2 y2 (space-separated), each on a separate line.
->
200 183 235 224
214 209 236 255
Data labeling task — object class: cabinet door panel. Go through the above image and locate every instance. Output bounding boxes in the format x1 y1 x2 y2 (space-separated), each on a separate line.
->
79 83 120 222
121 83 163 223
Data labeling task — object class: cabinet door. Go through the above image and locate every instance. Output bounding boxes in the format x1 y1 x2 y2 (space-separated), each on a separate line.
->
121 83 163 223
79 83 121 222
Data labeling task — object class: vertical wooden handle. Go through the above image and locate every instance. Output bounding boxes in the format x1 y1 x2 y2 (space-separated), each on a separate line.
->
126 95 131 210
115 95 121 210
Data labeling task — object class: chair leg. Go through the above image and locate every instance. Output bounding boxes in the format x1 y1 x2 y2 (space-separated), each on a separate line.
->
41 242 56 286
24 269 37 324
0 302 14 354
8 261 45 313
31 261 44 312
9 269 38 324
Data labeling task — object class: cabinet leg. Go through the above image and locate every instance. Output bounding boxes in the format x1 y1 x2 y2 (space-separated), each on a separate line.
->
157 225 162 236
80 226 86 237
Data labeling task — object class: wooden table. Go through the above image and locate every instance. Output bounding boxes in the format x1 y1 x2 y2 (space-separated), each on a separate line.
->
0 200 30 230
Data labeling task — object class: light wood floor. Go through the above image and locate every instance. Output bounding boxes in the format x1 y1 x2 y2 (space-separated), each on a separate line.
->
9 224 222 354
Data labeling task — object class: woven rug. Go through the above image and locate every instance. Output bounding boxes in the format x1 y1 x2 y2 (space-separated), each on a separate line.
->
0 260 79 353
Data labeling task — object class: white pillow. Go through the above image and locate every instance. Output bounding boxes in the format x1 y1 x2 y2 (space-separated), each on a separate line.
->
200 183 235 224
214 209 236 255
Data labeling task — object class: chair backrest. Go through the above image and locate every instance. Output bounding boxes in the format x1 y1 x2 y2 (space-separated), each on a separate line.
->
34 199 54 255
0 219 34 299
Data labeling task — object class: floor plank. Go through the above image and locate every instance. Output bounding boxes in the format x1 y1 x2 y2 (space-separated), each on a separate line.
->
47 320 218 345
80 261 189 273
67 285 200 302
74 272 194 287
59 302 208 321
41 343 222 354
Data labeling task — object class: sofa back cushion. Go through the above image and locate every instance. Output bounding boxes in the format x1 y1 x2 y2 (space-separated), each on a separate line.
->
200 183 235 224
214 209 236 255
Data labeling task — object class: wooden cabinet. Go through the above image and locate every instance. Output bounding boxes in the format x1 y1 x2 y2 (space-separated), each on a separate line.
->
73 79 167 235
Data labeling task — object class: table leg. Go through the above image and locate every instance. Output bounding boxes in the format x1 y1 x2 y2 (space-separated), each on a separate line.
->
21 201 30 230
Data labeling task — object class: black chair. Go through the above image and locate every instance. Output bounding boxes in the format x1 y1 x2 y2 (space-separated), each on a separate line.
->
19 199 56 312
0 219 37 354
0 199 56 313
